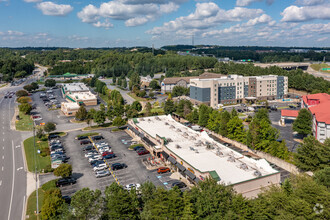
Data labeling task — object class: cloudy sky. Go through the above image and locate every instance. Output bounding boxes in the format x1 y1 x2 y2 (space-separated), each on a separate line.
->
0 0 329 47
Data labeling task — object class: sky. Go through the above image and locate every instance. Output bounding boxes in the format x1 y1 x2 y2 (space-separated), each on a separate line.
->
0 0 329 48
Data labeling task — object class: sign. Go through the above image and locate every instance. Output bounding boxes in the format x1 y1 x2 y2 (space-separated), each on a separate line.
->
37 150 41 154
200 175 205 181
170 154 176 160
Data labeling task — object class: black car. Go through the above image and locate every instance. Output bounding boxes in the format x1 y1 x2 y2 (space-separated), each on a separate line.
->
77 136 88 140
92 135 104 141
171 181 186 189
103 154 116 160
90 159 105 167
48 134 60 140
82 145 94 151
111 163 127 170
56 177 76 187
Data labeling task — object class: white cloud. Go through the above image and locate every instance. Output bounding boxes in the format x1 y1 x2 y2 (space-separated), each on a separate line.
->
93 20 113 29
246 14 272 26
37 1 73 16
294 0 325 6
281 4 330 22
236 0 274 6
68 35 89 41
77 0 182 28
0 30 24 36
23 0 42 3
316 36 328 41
147 2 263 36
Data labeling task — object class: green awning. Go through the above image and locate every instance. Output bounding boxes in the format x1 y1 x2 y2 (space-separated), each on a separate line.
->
66 95 76 102
78 101 83 104
133 118 139 124
209 171 220 182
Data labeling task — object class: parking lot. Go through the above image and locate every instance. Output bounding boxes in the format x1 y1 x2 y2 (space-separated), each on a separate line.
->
58 129 173 196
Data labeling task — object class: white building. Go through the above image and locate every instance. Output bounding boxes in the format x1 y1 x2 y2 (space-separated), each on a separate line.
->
128 115 280 198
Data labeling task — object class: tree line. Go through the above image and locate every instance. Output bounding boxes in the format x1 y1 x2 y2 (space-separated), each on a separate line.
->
40 171 329 219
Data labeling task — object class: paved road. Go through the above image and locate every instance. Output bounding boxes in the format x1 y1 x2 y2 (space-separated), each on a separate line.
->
0 66 46 220
100 79 135 104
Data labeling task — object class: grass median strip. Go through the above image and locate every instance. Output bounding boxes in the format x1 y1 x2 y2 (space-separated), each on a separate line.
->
16 112 33 131
24 136 51 172
76 132 99 138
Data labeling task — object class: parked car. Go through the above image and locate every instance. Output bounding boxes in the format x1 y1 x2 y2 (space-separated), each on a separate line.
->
80 140 91 145
124 183 141 191
93 163 108 172
92 135 104 141
171 181 186 189
56 177 76 187
76 136 88 140
111 163 127 170
103 153 116 159
84 151 98 158
48 134 60 140
102 151 114 157
91 160 105 167
82 145 94 151
137 149 150 155
95 170 110 178
89 155 102 162
157 167 170 174
133 146 145 151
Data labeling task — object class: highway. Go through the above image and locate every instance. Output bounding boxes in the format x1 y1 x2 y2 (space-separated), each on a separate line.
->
0 67 46 220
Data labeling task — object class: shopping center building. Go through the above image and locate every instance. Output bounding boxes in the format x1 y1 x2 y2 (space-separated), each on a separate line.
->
127 115 280 198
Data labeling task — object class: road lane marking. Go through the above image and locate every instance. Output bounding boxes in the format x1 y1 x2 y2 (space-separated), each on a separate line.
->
15 145 20 148
8 140 15 220
1 166 3 171
21 195 25 220
17 167 23 171
0 180 2 186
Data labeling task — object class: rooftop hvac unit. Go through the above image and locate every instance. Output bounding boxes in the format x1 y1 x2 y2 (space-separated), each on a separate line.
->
155 116 160 120
140 118 145 121
239 163 248 170
227 156 235 162
176 144 181 149
170 125 175 129
183 132 188 137
167 138 172 142
189 136 196 140
148 119 151 122
176 128 182 132
189 147 195 151
195 150 199 153
254 170 262 177
216 149 223 156
165 122 169 125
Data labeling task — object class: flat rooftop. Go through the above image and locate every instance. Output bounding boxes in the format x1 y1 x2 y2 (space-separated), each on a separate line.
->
69 92 97 101
61 102 80 109
62 83 89 93
133 115 278 185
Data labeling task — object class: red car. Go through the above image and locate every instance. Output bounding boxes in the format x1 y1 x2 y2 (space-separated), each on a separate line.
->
137 149 150 155
32 115 41 119
102 151 113 157
157 167 170 174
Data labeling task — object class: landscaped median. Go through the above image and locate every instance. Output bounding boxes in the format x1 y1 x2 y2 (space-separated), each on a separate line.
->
16 111 33 131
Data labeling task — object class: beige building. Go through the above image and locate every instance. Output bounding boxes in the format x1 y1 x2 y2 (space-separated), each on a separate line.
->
127 115 280 198
65 92 97 106
61 102 80 116
190 75 288 108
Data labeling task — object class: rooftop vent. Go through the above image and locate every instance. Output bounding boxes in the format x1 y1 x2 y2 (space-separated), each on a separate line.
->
176 144 181 149
148 119 151 122
239 163 248 170
189 147 195 151
165 122 169 125
176 129 182 132
183 132 188 137
155 116 160 121
170 125 175 129
216 149 224 156
227 156 236 162
167 138 172 142
189 136 196 140
254 170 262 177
140 118 145 121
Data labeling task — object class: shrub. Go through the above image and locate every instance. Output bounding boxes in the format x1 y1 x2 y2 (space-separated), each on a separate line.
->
41 179 57 191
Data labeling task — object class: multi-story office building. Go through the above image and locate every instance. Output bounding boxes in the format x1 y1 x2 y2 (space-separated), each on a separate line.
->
190 75 288 108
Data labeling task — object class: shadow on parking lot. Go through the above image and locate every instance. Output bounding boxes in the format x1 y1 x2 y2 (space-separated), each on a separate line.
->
72 172 84 180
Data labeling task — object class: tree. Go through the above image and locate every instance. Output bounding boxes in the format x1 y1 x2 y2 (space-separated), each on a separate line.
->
227 116 246 142
131 101 142 112
44 122 56 134
23 84 34 92
172 86 189 97
31 82 39 90
94 110 106 125
16 90 28 97
294 136 330 171
293 108 312 136
18 103 32 114
164 99 175 115
219 111 231 136
121 78 127 89
313 167 330 188
71 188 103 220
176 100 192 117
145 102 152 116
17 96 31 103
112 116 126 127
54 163 72 178
104 182 139 219
75 105 88 121
231 108 238 118
198 104 211 127
45 79 56 87
186 109 199 124
41 188 64 220
36 128 44 139
129 72 140 90
149 79 160 90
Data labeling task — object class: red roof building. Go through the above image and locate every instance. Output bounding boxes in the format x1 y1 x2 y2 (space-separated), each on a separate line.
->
281 109 299 118
301 93 330 143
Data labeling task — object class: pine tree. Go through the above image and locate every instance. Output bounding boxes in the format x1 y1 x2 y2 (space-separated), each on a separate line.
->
293 109 312 136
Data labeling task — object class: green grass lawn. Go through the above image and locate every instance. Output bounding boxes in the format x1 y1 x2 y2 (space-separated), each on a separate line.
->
16 112 33 131
76 132 99 138
127 92 148 102
310 63 330 73
83 122 113 131
26 189 45 220
23 136 51 172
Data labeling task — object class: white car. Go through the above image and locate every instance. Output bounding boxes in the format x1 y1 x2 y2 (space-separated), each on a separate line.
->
95 170 110 178
89 155 102 162
98 147 111 154
125 183 141 191
85 152 98 158
93 163 108 171
33 117 43 121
